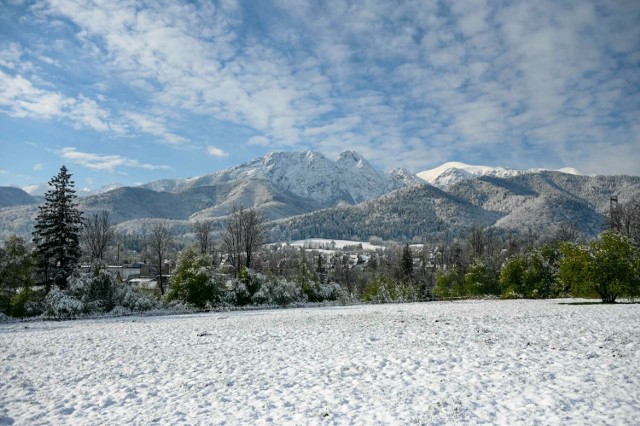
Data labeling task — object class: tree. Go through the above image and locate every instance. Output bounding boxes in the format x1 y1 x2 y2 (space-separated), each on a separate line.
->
465 258 499 296
400 244 413 283
616 200 640 246
499 245 562 299
168 246 219 308
467 225 485 259
0 236 36 315
193 220 215 256
222 205 266 277
148 222 173 295
82 210 115 263
560 231 639 303
32 166 83 291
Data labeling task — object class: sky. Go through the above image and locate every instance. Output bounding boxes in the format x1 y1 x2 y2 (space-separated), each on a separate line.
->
0 0 639 195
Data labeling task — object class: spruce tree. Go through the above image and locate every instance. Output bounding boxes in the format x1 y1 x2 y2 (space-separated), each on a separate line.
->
32 166 83 292
401 244 414 283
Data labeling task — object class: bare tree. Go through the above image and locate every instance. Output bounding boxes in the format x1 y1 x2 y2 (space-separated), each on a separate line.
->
617 199 640 245
82 210 115 263
222 205 266 276
466 225 485 259
193 220 214 256
148 222 172 295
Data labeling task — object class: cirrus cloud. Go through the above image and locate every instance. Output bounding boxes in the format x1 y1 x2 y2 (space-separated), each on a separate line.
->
58 147 171 172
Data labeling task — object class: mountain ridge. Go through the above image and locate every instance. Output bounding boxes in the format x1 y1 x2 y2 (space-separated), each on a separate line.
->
0 152 637 242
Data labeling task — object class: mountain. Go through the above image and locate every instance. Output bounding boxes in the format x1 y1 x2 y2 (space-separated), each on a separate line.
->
0 187 39 208
141 150 407 206
269 172 640 242
417 161 585 188
0 150 418 238
0 152 637 243
266 184 502 242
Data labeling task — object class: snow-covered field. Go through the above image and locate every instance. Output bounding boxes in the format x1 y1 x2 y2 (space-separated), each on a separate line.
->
1 300 639 425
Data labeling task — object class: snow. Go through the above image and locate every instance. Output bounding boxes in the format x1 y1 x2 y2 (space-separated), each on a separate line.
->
287 238 381 250
1 300 638 424
417 162 586 187
142 150 405 205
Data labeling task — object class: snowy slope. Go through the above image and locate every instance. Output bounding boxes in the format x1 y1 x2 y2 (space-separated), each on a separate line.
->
1 300 638 424
417 161 585 188
143 150 406 205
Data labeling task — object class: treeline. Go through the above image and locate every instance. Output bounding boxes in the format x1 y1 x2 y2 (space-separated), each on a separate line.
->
433 229 640 303
1 166 639 319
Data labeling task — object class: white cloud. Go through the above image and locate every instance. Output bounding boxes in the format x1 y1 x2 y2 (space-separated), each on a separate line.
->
206 146 228 157
125 112 187 145
33 163 42 170
8 0 636 174
58 147 171 172
0 69 114 132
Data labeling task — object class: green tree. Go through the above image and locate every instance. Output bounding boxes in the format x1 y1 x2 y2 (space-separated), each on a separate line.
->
433 268 465 299
560 231 639 303
0 236 36 315
401 244 413 283
499 246 562 299
32 166 83 292
465 258 499 296
168 246 219 308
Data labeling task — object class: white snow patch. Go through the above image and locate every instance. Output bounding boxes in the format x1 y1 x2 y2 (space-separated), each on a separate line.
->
1 300 638 424
417 162 586 187
287 238 381 250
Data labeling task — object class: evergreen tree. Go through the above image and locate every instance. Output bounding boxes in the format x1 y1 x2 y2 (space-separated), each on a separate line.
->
401 244 413 283
32 166 83 292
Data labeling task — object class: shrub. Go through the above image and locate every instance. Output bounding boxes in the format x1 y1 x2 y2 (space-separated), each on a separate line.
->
433 268 465 299
10 287 43 317
499 246 562 299
560 231 640 303
252 276 303 306
43 288 85 318
167 247 219 308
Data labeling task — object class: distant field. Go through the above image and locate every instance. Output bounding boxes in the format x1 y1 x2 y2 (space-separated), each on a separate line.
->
1 300 639 424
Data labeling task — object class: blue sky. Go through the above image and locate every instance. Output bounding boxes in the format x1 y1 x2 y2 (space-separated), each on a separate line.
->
1 0 639 194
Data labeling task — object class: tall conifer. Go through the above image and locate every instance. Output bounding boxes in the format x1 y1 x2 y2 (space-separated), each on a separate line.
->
32 166 83 291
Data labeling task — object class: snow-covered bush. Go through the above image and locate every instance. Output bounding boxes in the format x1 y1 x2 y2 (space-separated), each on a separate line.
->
44 268 158 317
43 288 85 318
116 284 159 312
68 268 118 312
252 276 303 306
317 282 345 301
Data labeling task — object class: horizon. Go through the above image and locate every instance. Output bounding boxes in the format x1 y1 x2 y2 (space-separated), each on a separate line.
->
1 1 639 193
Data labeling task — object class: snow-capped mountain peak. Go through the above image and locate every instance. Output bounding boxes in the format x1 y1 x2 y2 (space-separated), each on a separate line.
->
337 150 370 169
141 150 412 206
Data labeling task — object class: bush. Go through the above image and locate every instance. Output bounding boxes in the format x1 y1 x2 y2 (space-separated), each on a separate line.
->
465 259 499 296
499 246 562 299
167 247 220 308
43 288 85 318
252 276 303 306
433 268 465 299
10 287 43 317
560 231 640 303
116 284 159 312
44 267 158 317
